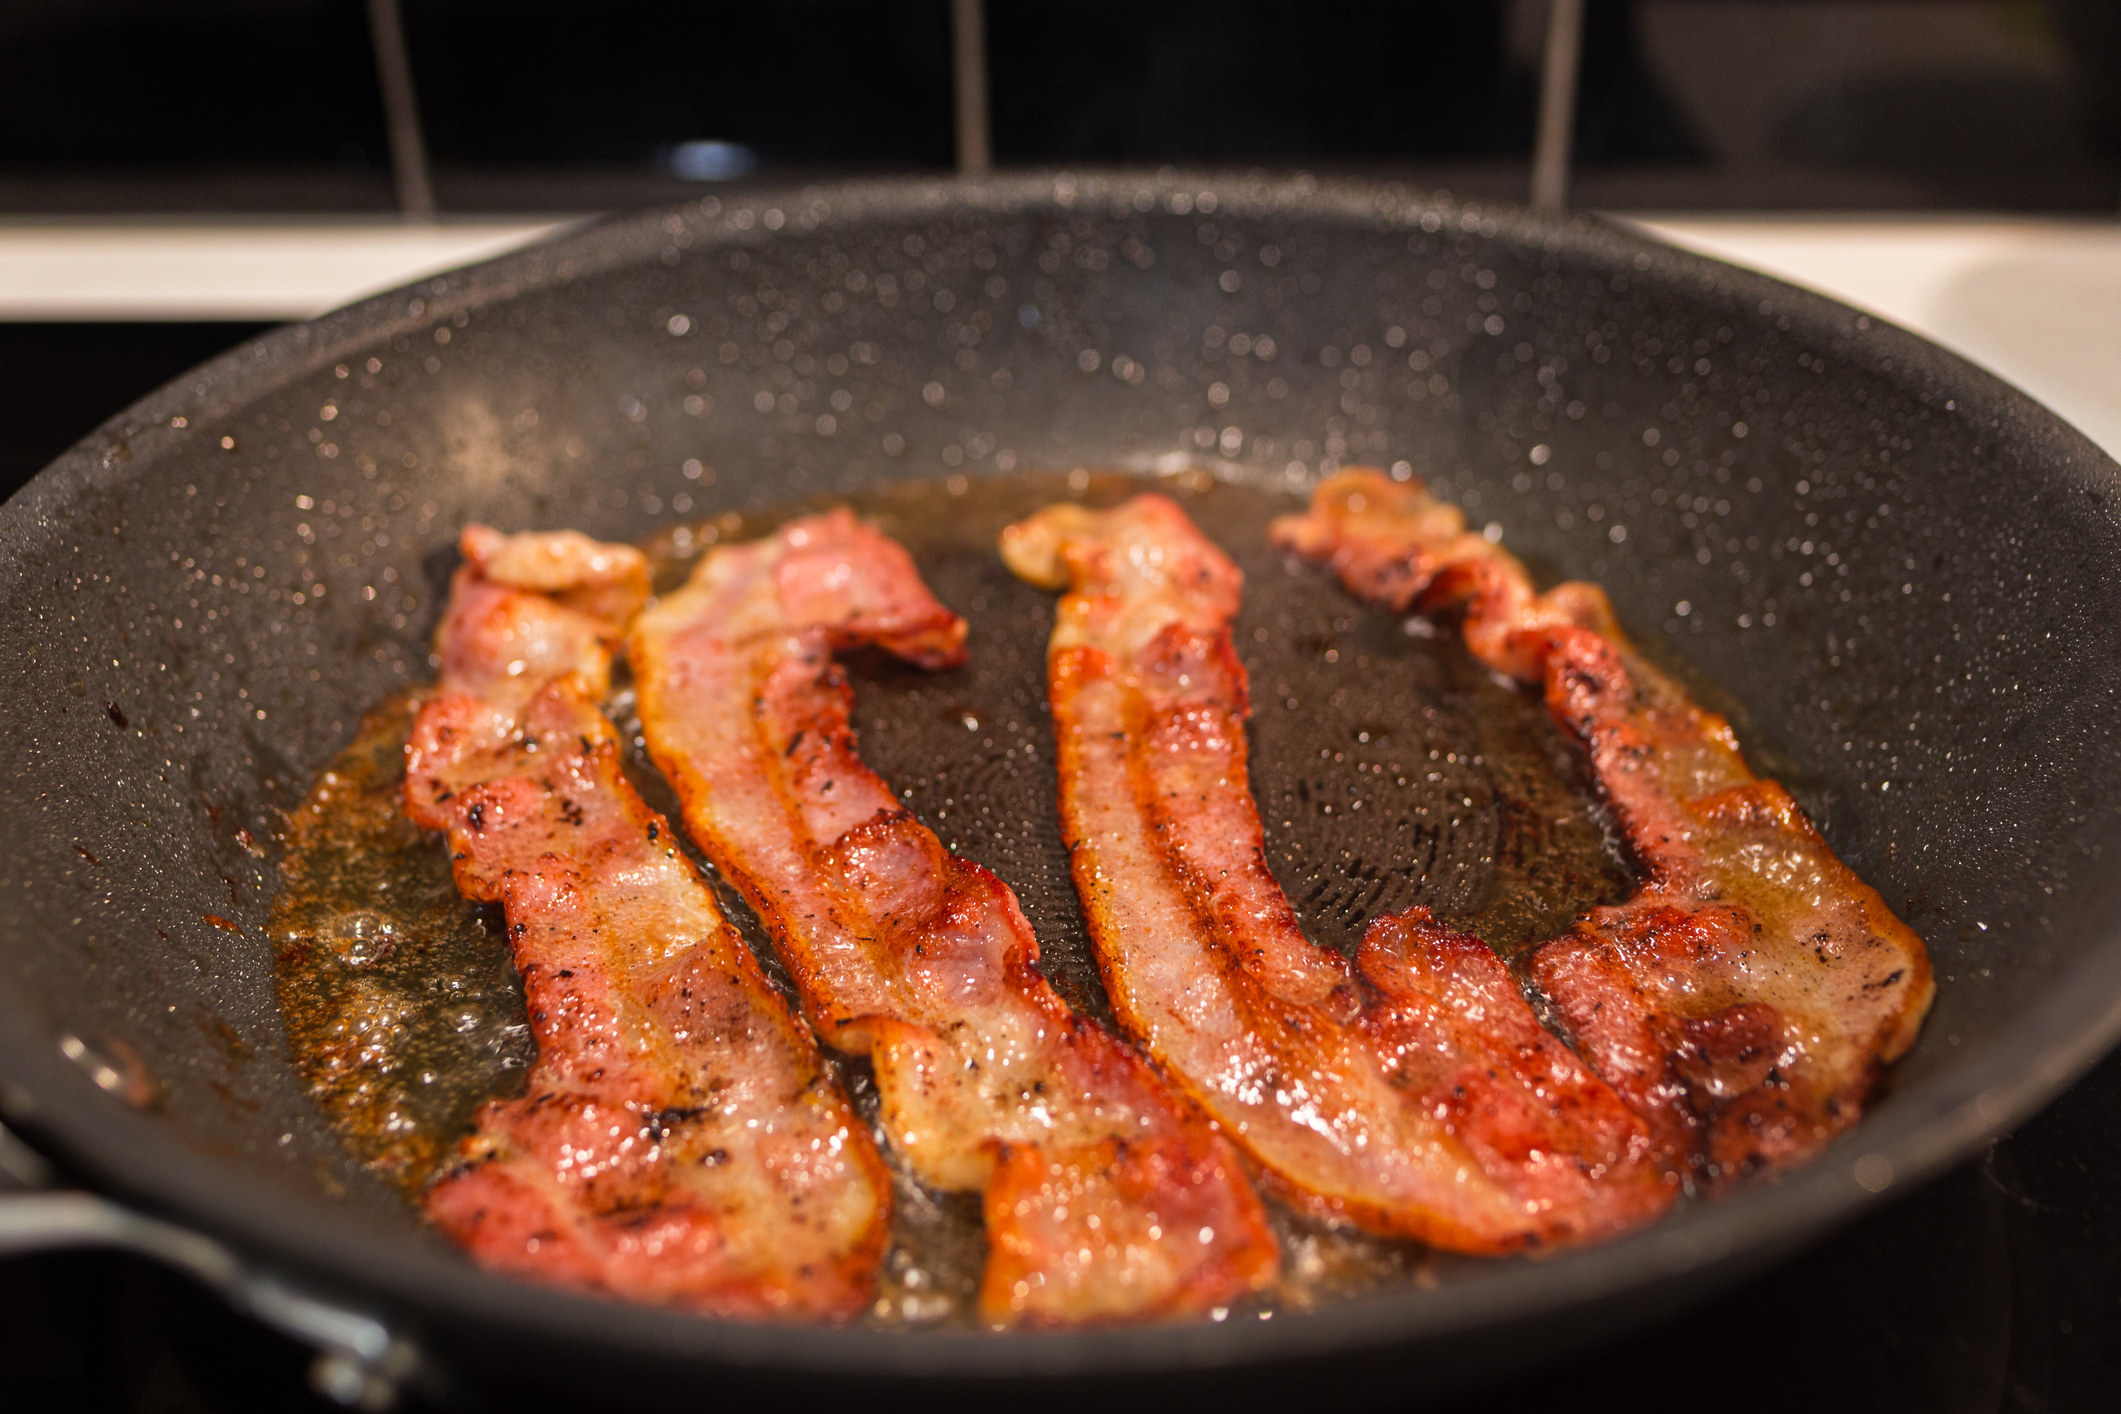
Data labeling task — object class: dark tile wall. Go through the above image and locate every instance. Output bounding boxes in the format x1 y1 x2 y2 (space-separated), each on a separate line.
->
0 1 2114 212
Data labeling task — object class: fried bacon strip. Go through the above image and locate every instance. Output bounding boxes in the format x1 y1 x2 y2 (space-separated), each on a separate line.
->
404 525 890 1318
1271 470 1934 1183
628 510 1277 1323
1002 496 1672 1251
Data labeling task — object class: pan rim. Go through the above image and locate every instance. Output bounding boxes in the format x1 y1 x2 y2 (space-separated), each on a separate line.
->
4 169 2120 1381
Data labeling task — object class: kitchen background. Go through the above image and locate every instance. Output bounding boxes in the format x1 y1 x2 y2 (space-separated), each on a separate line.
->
2 2 2118 1410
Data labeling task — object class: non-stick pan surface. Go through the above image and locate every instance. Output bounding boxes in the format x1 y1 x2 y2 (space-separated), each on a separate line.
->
4 174 2121 1405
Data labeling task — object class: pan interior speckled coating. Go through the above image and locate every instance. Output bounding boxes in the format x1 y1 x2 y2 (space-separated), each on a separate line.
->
4 173 2121 1389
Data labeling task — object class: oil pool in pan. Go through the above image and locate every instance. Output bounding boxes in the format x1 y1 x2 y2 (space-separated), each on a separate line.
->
270 466 1714 1325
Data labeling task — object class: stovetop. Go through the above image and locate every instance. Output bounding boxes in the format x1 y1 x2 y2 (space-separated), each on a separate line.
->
1 322 2115 1414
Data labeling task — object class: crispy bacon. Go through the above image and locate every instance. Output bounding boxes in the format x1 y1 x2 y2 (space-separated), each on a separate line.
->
1271 470 1934 1184
1002 496 1672 1251
628 510 1277 1323
404 525 890 1319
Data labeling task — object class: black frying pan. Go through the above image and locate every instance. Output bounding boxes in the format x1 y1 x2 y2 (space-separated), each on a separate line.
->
4 174 2121 1409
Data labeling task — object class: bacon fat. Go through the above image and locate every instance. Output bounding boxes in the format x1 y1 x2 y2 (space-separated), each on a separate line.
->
628 510 1278 1323
1002 496 1673 1250
1271 470 1934 1184
404 525 890 1318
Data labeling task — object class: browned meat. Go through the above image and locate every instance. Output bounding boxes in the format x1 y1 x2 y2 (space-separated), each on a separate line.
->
1003 496 1673 1251
628 510 1278 1323
404 525 890 1318
1272 470 1934 1184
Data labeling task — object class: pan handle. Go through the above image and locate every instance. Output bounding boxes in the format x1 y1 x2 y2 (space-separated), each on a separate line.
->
0 1122 427 1411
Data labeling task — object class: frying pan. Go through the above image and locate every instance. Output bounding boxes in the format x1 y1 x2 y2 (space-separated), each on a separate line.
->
4 173 2121 1409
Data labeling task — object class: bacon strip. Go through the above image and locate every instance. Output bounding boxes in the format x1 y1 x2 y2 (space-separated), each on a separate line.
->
1002 496 1672 1251
628 510 1278 1323
1271 470 1934 1184
404 525 890 1318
